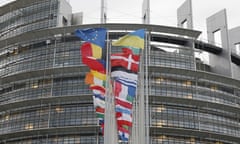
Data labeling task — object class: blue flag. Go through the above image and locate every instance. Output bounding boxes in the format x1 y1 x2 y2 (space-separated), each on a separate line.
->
75 28 107 48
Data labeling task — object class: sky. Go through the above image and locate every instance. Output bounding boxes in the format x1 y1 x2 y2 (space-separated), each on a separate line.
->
67 0 240 41
1 0 240 40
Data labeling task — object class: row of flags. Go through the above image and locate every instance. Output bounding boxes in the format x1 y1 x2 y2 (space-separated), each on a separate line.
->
75 28 107 132
75 28 145 142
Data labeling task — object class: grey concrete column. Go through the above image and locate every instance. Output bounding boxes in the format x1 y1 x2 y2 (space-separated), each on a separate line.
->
177 0 193 29
229 27 240 80
206 9 232 77
101 0 107 23
142 0 150 24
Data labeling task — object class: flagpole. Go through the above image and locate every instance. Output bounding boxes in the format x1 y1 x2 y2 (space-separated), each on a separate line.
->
104 29 110 144
131 66 139 144
104 30 117 144
145 30 150 144
109 39 118 144
138 30 147 144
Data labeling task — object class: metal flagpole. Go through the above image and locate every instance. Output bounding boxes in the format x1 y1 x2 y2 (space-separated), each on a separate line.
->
145 30 150 144
136 31 147 144
109 39 118 144
104 31 117 144
131 60 140 144
132 30 148 144
131 69 138 144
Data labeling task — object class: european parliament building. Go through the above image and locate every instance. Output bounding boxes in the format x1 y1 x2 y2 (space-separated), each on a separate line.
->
0 0 239 143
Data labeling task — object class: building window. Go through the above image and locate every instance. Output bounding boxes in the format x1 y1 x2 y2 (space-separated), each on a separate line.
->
55 107 64 113
62 16 68 26
235 43 240 55
25 123 34 130
213 30 222 47
181 19 187 28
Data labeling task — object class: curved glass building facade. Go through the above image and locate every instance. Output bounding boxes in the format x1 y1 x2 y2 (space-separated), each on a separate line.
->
0 0 239 144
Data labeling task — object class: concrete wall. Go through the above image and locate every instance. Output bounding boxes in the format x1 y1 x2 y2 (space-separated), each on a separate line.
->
142 0 150 24
101 0 107 23
206 9 232 77
229 27 240 80
57 0 72 27
72 12 83 25
177 0 193 29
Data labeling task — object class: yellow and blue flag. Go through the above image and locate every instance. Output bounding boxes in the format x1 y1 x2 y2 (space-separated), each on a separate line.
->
112 29 145 54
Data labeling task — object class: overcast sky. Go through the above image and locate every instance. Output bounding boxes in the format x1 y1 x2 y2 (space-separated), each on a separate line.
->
1 0 240 40
68 0 240 40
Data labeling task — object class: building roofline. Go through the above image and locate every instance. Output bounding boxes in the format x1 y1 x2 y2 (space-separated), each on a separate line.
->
0 0 50 15
0 24 201 48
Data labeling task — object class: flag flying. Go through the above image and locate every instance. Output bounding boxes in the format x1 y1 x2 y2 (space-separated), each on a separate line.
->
118 130 129 141
112 29 145 55
111 67 138 81
111 29 145 142
94 97 105 127
76 28 145 141
116 112 132 127
85 72 106 87
93 95 105 109
118 124 130 142
116 76 137 88
81 42 102 59
75 28 107 134
114 79 136 102
92 89 105 96
90 85 106 94
82 56 106 73
115 105 132 115
93 93 105 101
96 107 105 119
115 97 133 109
90 70 107 80
111 50 140 73
75 28 107 48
